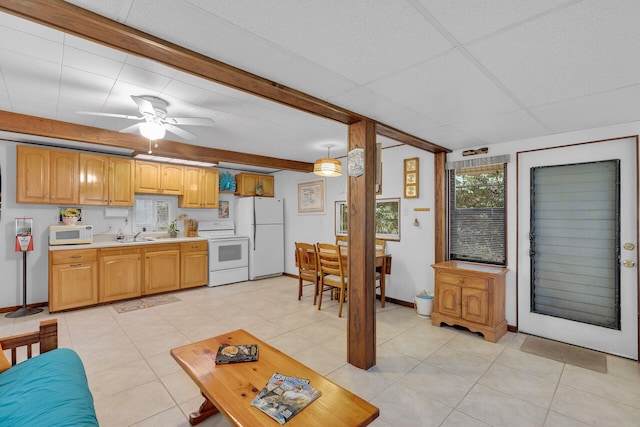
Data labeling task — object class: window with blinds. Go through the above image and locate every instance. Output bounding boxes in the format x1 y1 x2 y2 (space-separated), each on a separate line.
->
530 160 620 329
447 162 506 265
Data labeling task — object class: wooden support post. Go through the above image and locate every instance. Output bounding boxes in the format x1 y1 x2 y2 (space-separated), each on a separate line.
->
347 120 377 370
434 152 447 263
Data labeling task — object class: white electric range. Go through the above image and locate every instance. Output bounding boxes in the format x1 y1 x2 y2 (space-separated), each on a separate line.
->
197 221 249 287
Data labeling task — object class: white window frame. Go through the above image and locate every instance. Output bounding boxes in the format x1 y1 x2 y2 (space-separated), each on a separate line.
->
134 195 177 233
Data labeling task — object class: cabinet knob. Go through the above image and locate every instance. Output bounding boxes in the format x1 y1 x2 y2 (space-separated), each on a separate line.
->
69 263 81 267
70 255 81 259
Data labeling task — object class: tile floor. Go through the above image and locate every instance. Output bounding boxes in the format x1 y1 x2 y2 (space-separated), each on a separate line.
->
1 276 639 426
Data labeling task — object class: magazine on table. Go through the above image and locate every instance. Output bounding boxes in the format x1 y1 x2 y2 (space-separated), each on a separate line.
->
214 344 259 364
251 372 321 424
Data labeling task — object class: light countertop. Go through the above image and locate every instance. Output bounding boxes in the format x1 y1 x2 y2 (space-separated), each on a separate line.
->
49 235 207 251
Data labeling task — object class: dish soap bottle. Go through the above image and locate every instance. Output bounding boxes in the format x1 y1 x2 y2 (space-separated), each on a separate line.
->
116 228 125 241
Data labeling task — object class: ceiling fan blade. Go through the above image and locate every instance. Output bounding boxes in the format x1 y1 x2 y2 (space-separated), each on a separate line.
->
167 117 215 127
165 123 196 140
77 111 142 120
131 95 156 116
119 123 142 134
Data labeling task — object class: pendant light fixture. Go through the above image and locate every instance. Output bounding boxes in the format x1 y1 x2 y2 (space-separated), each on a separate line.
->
313 144 342 177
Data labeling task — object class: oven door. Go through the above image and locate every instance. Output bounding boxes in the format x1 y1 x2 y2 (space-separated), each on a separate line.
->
209 238 248 271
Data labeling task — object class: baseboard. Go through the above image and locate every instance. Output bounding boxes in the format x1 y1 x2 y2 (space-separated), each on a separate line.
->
0 302 48 314
508 324 518 333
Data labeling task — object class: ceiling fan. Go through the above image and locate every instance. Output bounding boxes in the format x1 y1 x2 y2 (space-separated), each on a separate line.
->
78 95 215 141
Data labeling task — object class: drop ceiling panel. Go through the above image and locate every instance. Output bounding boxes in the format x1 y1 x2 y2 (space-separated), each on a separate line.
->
419 125 486 150
367 50 520 125
531 84 640 134
0 25 63 63
60 67 114 104
468 0 640 107
184 0 453 84
454 110 550 145
0 51 61 105
420 0 574 43
62 45 124 79
0 11 62 42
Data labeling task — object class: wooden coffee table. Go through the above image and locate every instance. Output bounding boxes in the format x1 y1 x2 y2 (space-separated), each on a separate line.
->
171 329 379 426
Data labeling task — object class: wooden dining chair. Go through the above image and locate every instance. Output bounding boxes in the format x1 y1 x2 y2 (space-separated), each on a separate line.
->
316 243 348 317
295 242 319 304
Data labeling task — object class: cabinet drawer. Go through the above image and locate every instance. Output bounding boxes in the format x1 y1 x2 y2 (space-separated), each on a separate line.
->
180 241 208 252
51 249 97 264
437 272 487 290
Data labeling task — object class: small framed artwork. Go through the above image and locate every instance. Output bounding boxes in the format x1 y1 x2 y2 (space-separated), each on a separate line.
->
218 200 230 218
297 178 326 215
404 158 419 198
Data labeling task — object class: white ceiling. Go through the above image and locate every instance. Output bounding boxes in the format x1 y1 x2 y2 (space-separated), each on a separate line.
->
2 0 640 169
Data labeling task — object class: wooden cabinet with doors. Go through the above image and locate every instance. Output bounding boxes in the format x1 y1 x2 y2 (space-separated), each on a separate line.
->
135 160 184 195
431 261 508 343
108 157 135 206
49 249 98 312
180 240 209 288
235 173 274 197
17 145 79 204
79 154 134 206
143 243 181 294
179 167 219 208
99 247 142 302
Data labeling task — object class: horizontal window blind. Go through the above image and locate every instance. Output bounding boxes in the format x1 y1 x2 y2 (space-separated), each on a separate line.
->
530 160 620 329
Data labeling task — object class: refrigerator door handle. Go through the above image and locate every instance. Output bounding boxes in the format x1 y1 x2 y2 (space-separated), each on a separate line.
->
253 201 257 251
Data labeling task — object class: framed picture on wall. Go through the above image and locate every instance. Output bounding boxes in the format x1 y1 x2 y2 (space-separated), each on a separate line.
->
297 178 326 215
335 198 401 240
404 158 419 198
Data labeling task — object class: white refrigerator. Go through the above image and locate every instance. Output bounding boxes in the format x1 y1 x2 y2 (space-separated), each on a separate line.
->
235 197 284 280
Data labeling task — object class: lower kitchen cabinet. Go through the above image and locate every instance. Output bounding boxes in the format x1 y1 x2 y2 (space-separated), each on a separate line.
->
431 261 508 343
180 241 209 288
99 247 142 303
49 249 98 312
144 244 181 294
49 239 209 310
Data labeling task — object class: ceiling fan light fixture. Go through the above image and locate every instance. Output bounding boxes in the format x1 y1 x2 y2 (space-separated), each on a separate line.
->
313 145 342 177
139 120 166 140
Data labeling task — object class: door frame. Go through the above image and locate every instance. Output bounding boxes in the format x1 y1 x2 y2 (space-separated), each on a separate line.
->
516 135 639 359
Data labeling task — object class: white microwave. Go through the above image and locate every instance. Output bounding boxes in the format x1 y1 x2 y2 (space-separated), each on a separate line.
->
49 225 94 245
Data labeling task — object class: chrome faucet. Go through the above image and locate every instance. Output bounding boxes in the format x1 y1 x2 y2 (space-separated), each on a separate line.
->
133 231 142 241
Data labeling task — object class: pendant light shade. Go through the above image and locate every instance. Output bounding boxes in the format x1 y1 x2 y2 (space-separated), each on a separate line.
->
313 145 342 177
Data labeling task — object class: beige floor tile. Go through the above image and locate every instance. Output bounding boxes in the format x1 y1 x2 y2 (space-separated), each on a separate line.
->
132 329 192 358
426 346 492 382
327 363 395 401
76 341 143 375
398 361 475 407
560 364 640 409
606 354 640 383
265 330 316 357
179 396 234 427
380 328 450 362
93 380 175 426
374 345 422 382
551 384 640 427
130 406 190 427
457 384 548 427
495 347 564 383
543 411 590 427
479 363 558 408
160 369 202 404
371 382 453 426
146 351 184 378
87 358 157 400
242 319 288 341
446 332 508 361
440 410 491 426
291 318 345 343
294 343 347 376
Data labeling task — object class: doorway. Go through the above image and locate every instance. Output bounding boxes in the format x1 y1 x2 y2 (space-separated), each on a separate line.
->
517 136 638 360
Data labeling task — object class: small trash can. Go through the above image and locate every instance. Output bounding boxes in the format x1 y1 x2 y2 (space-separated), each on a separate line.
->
415 292 434 318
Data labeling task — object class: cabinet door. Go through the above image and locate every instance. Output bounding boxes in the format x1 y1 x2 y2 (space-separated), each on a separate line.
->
144 249 181 294
236 173 257 196
179 167 202 208
100 252 141 302
109 158 134 206
437 282 462 318
201 169 219 208
79 154 109 205
181 252 208 288
49 150 79 204
462 288 490 325
135 161 161 194
161 164 184 195
261 175 275 197
50 262 98 311
16 145 49 203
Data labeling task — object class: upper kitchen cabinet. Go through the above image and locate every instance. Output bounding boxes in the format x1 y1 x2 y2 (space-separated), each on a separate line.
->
108 157 135 206
179 167 218 208
235 173 274 197
17 145 79 204
79 154 134 206
135 160 184 195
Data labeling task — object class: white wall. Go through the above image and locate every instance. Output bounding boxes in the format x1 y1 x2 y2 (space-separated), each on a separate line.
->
276 144 436 303
447 120 640 325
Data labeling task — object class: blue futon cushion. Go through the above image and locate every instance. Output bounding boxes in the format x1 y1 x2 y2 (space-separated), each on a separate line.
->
0 348 98 426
